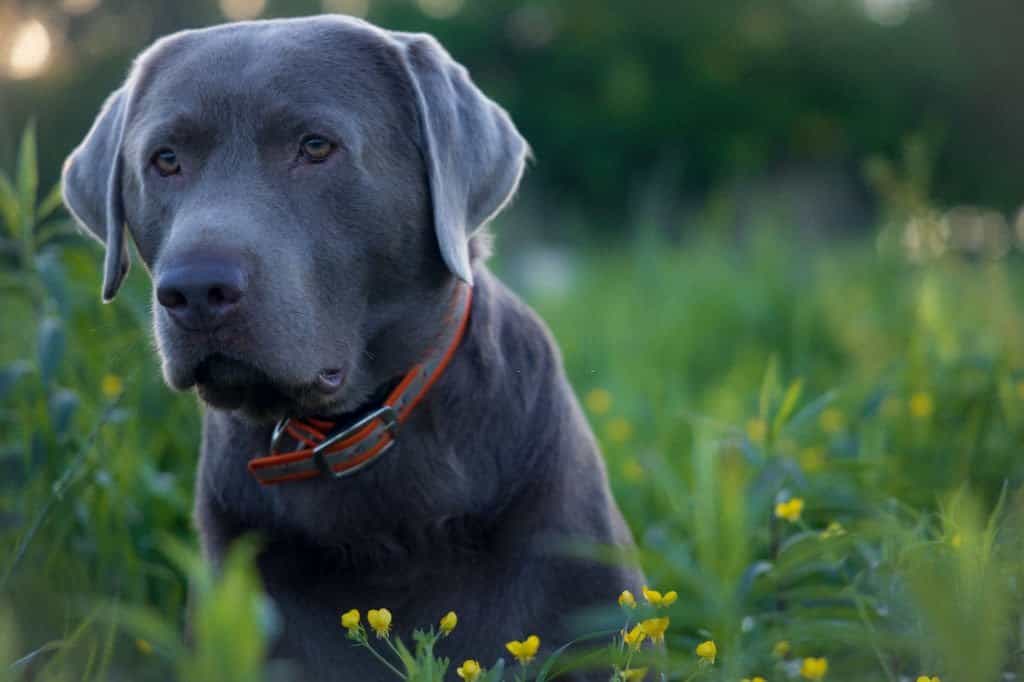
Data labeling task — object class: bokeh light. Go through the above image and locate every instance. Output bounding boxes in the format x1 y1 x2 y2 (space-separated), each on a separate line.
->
415 0 463 20
8 20 52 80
862 0 916 26
218 0 267 21
322 0 370 18
61 0 101 15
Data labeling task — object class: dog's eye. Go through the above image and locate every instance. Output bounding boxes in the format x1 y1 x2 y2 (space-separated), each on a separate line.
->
152 148 180 176
300 136 334 162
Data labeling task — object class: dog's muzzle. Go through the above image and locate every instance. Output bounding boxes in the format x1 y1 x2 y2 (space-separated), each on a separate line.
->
247 282 472 485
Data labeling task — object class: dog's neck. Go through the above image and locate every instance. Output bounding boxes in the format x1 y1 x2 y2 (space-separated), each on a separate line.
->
196 267 567 570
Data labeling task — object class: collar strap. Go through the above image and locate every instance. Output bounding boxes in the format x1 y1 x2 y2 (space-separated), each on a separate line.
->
247 282 472 486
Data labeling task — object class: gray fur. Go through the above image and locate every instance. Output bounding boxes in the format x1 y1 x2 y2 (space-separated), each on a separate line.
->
63 16 641 680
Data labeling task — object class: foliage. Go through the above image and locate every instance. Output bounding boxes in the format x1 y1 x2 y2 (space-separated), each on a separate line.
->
5 128 1024 680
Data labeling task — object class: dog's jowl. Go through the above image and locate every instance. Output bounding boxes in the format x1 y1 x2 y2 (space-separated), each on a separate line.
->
63 15 642 680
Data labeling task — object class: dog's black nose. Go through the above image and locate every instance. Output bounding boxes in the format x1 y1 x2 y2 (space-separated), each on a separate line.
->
156 258 247 330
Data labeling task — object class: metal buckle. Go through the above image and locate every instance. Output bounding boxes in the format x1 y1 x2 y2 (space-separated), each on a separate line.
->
270 417 294 453
312 405 399 478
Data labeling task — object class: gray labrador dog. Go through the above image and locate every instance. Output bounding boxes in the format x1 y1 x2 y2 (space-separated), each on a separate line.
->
63 15 641 680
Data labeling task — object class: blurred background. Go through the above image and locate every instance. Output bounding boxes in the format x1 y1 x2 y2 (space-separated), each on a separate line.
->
3 0 1024 246
4 1 1024 681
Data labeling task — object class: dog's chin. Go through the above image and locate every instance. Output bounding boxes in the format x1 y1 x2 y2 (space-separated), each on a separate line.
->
174 354 315 421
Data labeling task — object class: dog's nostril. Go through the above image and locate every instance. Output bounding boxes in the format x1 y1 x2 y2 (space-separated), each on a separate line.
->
157 286 188 309
208 284 242 308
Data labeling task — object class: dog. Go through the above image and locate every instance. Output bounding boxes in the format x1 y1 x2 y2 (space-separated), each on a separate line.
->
63 15 642 680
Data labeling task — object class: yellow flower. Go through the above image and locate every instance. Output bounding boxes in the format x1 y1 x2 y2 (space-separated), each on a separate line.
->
605 417 634 444
641 585 677 607
820 521 846 540
916 676 941 682
439 611 458 635
506 635 540 665
742 677 767 682
621 457 645 482
950 532 962 550
623 624 646 650
618 590 637 609
135 638 153 655
340 609 360 632
819 407 844 434
746 417 767 444
909 391 934 419
695 640 717 663
638 617 669 643
367 608 392 638
585 388 613 415
800 657 829 680
773 640 791 657
775 498 805 523
622 668 648 681
457 660 482 681
799 447 826 473
101 373 123 399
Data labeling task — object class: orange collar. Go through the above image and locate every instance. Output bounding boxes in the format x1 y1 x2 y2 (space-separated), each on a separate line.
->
248 282 472 486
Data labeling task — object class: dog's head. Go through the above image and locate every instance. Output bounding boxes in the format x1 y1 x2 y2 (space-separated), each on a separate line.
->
62 16 527 419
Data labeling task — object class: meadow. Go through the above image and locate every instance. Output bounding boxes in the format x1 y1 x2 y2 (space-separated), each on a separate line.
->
3 126 1024 681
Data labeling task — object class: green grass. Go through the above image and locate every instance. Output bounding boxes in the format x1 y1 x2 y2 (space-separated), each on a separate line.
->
4 129 1024 680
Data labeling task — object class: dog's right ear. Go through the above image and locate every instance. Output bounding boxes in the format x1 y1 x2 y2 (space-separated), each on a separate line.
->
62 86 132 302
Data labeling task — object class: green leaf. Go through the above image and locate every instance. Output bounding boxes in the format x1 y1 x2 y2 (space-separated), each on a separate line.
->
758 355 779 419
17 120 38 237
37 316 64 386
36 181 65 223
0 173 19 238
773 378 804 434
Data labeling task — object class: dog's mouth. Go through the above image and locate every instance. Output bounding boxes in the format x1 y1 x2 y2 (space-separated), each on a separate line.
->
192 353 345 417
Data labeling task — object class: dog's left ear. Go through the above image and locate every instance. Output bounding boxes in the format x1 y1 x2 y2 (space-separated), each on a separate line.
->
62 85 133 302
393 33 528 285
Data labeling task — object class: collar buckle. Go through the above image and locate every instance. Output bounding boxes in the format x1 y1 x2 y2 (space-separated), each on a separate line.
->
312 405 399 478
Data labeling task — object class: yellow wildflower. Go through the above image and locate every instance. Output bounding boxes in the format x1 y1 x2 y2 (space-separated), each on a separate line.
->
621 457 645 482
101 373 123 399
819 407 844 433
367 608 392 638
135 638 153 655
340 609 360 632
909 391 934 419
623 624 646 650
638 617 670 643
742 677 767 682
641 585 677 607
950 532 962 550
439 611 458 635
775 498 805 523
605 417 634 444
820 521 846 540
799 447 826 473
457 660 482 681
916 676 941 682
773 640 791 657
506 635 540 665
585 388 613 415
695 640 717 663
618 590 637 609
622 667 648 681
800 657 829 680
746 417 767 444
